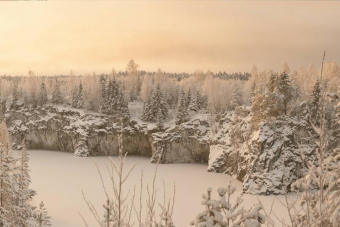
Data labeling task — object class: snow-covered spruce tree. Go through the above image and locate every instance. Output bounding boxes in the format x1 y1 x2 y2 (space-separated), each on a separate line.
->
156 108 164 130
309 79 321 125
191 181 272 227
51 78 63 104
74 139 90 157
175 89 188 125
150 83 168 121
250 81 256 102
141 92 152 121
77 81 84 109
249 88 265 133
100 74 107 112
196 90 201 110
37 81 48 107
278 71 293 115
80 119 175 227
188 93 199 112
187 88 192 108
0 140 19 226
11 79 20 110
33 201 51 227
267 72 278 93
142 83 168 122
231 86 243 110
14 140 37 226
71 85 79 108
117 87 130 121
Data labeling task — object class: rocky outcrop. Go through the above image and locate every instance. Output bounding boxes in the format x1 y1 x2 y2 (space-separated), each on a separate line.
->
6 106 152 157
5 106 211 164
5 104 321 195
150 119 211 163
208 105 318 195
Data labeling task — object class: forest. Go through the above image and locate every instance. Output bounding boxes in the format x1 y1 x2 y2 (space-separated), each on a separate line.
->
0 57 340 226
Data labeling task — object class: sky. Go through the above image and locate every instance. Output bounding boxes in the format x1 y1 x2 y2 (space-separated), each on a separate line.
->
0 1 340 76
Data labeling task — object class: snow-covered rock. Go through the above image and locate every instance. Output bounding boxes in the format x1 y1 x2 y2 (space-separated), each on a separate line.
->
150 118 211 163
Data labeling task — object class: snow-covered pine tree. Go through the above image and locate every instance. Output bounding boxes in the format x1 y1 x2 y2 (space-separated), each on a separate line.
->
188 93 199 112
142 83 168 122
231 86 243 109
71 85 79 108
38 81 48 107
74 139 90 157
141 92 152 121
51 78 63 104
175 89 188 125
250 82 256 104
187 88 192 108
117 87 130 120
309 79 321 125
103 79 113 115
11 79 20 110
250 89 265 133
0 120 20 226
99 74 107 112
14 140 37 226
191 182 270 227
34 201 51 227
278 71 293 115
156 108 164 130
267 72 278 93
196 90 201 110
77 81 84 109
150 83 168 121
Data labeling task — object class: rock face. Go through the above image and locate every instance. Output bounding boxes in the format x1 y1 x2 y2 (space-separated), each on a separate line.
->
5 104 320 195
208 106 318 195
5 106 211 164
6 106 152 157
150 119 211 163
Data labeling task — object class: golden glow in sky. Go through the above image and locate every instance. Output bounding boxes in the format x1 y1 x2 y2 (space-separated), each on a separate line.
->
1 1 340 75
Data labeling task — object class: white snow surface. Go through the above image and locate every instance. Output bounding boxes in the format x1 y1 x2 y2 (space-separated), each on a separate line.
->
14 150 293 227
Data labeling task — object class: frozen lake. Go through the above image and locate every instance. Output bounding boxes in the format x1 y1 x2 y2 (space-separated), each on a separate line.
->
19 150 291 226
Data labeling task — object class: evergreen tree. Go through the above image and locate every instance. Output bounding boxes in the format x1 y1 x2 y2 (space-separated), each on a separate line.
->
187 88 192 107
176 89 188 125
278 71 293 115
188 94 199 112
141 92 152 121
250 89 265 133
71 86 79 108
267 72 278 93
0 120 19 226
51 78 63 104
34 201 51 227
38 81 48 107
99 75 107 112
196 90 201 110
309 79 321 124
231 86 243 109
14 140 36 226
250 82 256 101
141 84 168 122
156 108 164 130
11 79 19 110
77 81 84 109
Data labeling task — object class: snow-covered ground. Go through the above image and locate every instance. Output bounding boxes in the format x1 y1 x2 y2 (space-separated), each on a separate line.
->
15 150 293 226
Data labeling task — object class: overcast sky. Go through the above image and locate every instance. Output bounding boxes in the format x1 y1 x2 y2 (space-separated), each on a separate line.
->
1 1 340 76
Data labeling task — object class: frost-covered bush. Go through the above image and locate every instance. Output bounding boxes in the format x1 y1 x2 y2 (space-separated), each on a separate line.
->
191 181 271 227
74 140 90 157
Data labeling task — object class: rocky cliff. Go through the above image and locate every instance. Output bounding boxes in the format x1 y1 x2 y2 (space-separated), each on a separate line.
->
5 104 322 195
5 106 211 163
